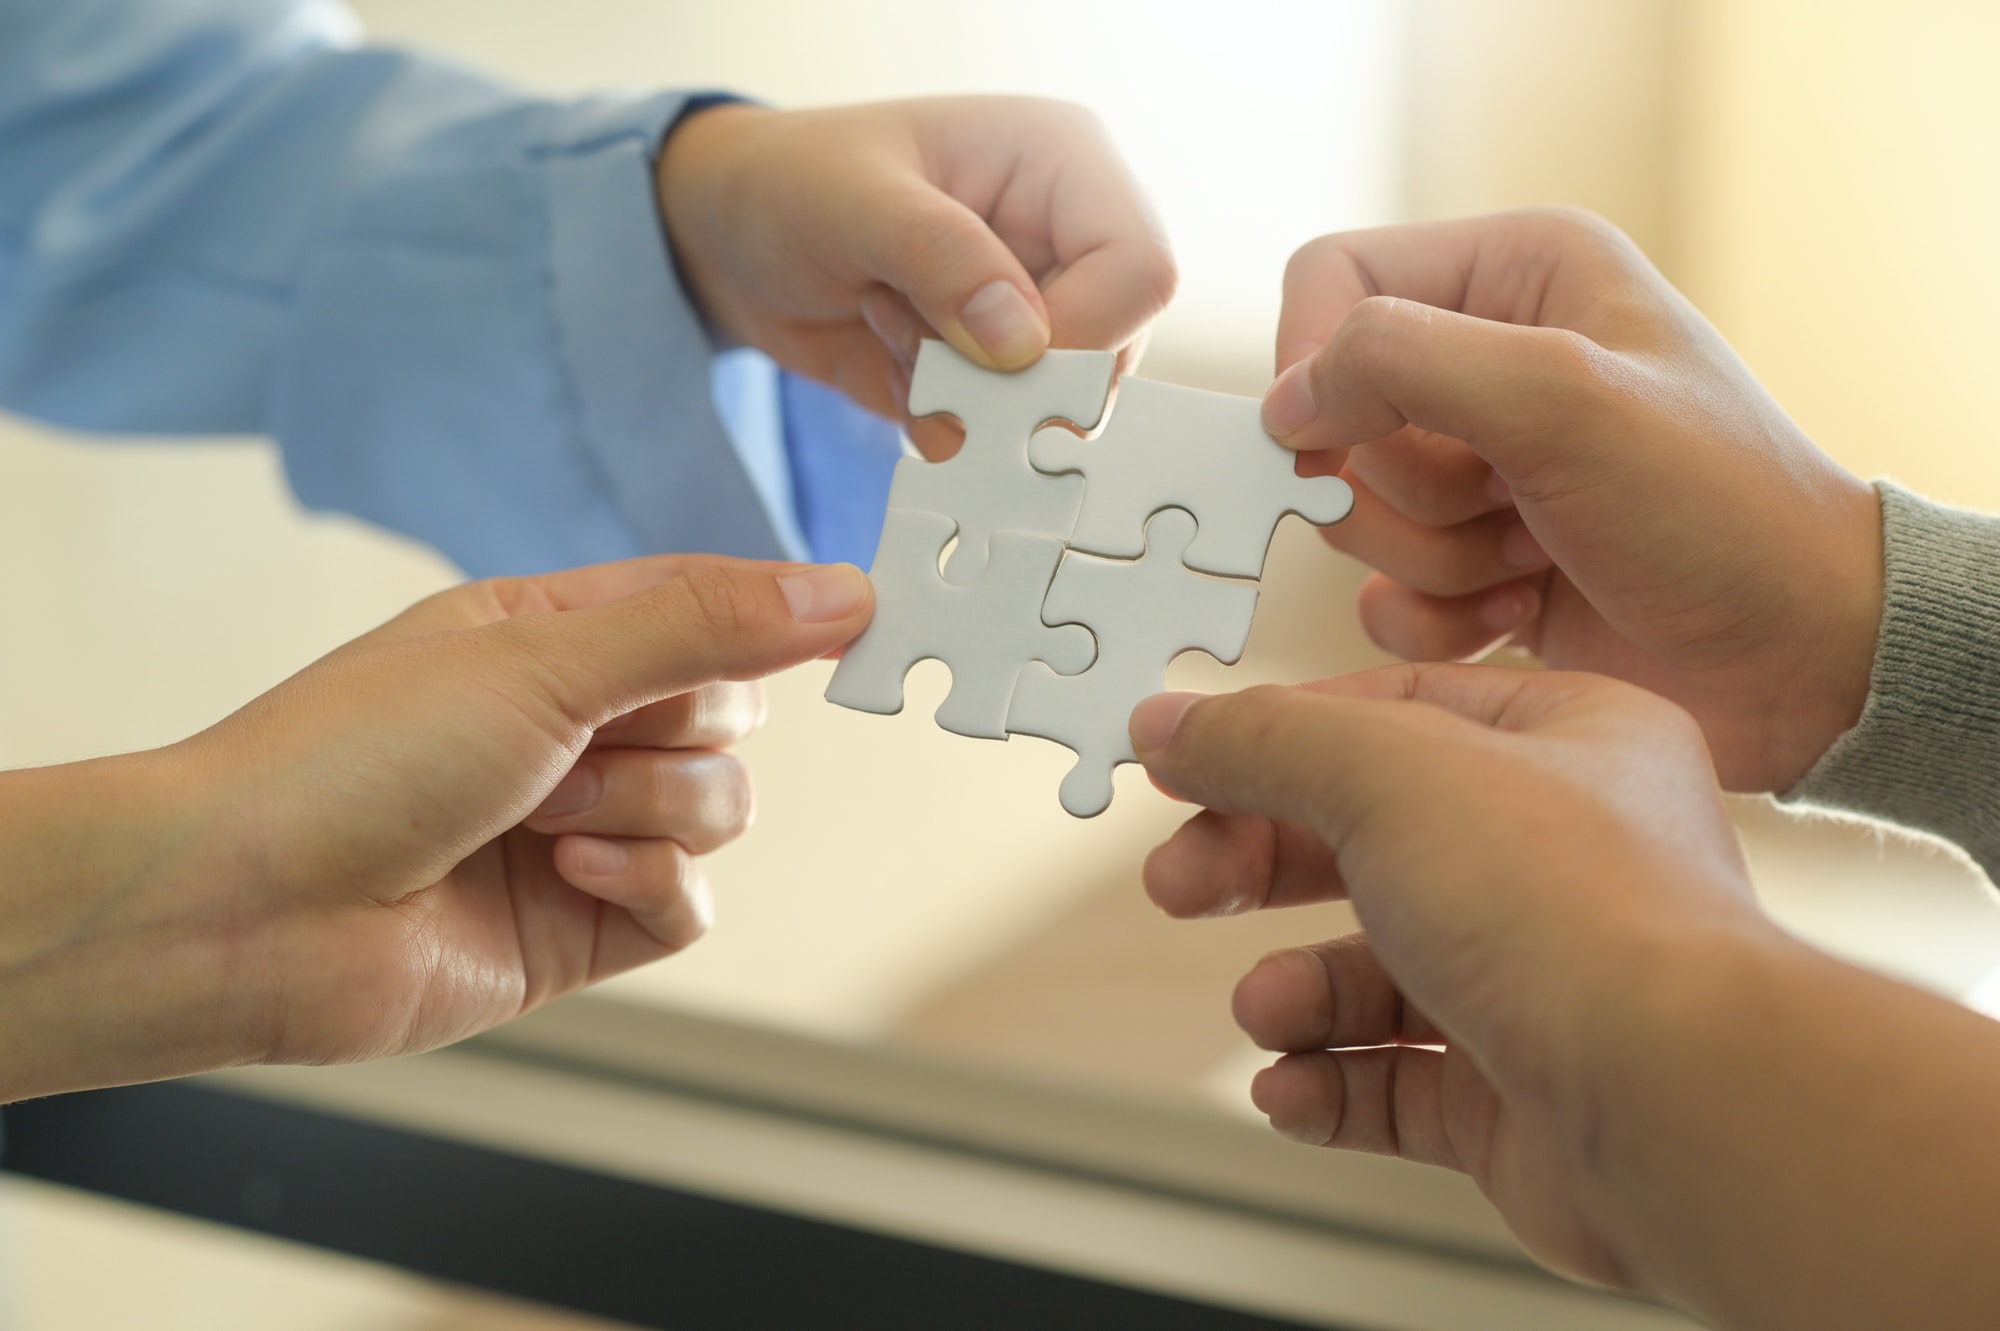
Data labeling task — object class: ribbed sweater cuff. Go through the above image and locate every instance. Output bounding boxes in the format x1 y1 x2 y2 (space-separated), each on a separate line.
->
1784 482 2000 878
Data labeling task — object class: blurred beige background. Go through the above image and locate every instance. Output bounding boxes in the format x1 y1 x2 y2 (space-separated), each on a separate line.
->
7 2 2000 1327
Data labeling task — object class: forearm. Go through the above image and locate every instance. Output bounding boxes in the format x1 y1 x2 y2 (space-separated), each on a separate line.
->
0 749 256 1103
0 0 790 575
1576 928 2000 1329
1786 482 2000 877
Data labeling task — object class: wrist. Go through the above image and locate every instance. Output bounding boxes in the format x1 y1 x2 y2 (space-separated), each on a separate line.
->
1760 472 1884 790
0 747 266 1102
655 100 773 349
1558 915 1819 1291
1563 905 2000 1326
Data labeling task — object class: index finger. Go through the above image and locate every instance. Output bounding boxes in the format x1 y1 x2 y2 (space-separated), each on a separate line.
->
1276 221 1478 376
1275 209 1649 375
381 555 819 644
590 679 768 751
1034 175 1177 358
494 555 802 616
1144 810 1349 919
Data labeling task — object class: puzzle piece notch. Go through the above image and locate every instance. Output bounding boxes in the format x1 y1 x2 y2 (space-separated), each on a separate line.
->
826 507 1097 740
889 339 1116 584
1027 377 1355 581
1006 508 1260 817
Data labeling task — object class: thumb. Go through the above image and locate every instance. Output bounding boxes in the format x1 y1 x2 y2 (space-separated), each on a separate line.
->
1260 296 1635 494
491 560 873 732
856 180 1051 371
1128 665 1586 836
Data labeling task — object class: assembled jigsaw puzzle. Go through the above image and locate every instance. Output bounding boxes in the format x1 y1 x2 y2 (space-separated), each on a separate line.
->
825 339 1354 817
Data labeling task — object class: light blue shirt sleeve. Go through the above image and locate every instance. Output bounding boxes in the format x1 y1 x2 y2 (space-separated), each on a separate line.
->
0 0 899 577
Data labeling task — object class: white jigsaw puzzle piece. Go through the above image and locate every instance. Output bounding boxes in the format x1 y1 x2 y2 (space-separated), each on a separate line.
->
1006 508 1259 817
892 339 1117 583
1027 377 1355 580
826 507 1097 740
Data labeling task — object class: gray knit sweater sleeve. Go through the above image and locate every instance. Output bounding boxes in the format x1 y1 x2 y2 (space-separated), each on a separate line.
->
1784 482 2000 878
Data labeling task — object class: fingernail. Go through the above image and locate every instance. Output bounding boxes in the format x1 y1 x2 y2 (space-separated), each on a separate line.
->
779 564 869 622
1478 583 1539 631
958 280 1047 368
1501 521 1549 569
569 835 629 876
1262 360 1318 437
536 764 602 818
1130 691 1203 753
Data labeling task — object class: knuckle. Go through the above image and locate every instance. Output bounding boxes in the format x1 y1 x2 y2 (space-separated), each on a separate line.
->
1335 295 1415 368
666 909 711 953
717 762 756 841
894 196 986 279
475 574 539 619
1534 202 1607 234
680 752 755 850
660 686 723 746
476 620 602 738
647 690 700 740
1528 326 1617 394
658 839 695 892
704 680 768 745
1523 204 1623 251
1520 206 1655 288
704 747 752 815
673 564 766 643
1042 96 1107 136
641 751 682 809
1283 233 1350 295
742 679 770 733
1360 293 1424 326
655 844 713 948
1135 237 1180 312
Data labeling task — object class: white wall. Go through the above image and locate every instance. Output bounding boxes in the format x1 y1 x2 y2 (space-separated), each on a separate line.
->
1674 0 2000 510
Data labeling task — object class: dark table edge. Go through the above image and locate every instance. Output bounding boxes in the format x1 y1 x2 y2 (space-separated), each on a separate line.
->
1 1081 1335 1331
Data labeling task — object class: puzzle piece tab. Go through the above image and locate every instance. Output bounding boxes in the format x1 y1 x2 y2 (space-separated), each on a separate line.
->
1028 377 1355 580
1006 509 1259 817
891 339 1116 583
826 507 1097 740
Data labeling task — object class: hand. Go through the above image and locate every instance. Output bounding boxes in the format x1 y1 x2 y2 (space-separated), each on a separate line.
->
0 556 872 1100
1260 208 1883 791
1130 668 2000 1329
658 97 1176 454
1131 665 1764 1292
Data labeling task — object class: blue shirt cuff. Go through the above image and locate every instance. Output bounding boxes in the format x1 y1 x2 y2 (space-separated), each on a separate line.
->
539 90 787 565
